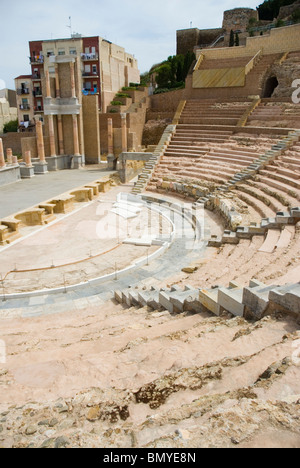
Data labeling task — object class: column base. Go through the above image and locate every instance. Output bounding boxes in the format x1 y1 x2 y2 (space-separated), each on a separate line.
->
72 155 83 169
33 161 48 174
107 154 118 170
20 165 35 178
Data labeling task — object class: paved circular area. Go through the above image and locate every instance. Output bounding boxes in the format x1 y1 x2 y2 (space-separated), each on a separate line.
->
0 186 173 293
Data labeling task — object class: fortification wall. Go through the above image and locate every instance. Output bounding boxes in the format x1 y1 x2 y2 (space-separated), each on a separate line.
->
195 23 300 60
222 8 258 33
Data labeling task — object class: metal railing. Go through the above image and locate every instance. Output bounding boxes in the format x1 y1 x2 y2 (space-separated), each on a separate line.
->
17 88 30 95
33 89 42 97
19 104 30 110
29 56 44 64
81 53 98 61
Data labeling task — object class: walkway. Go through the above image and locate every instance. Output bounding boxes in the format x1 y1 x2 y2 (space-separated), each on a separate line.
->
0 165 114 218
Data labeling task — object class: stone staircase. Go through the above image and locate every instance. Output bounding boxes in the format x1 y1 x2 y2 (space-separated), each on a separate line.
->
247 99 300 129
179 99 251 126
115 279 300 320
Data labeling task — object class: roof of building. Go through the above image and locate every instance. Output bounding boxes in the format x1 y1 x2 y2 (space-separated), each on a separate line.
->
15 75 32 80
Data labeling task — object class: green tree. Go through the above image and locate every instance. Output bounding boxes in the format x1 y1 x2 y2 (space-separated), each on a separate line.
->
155 63 173 88
235 32 240 46
229 30 235 47
3 119 18 133
258 0 295 21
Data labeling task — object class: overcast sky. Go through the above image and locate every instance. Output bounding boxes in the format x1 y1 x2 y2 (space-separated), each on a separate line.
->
0 0 260 90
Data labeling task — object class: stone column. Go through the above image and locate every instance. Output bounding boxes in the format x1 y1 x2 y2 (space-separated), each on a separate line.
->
107 118 116 170
57 115 64 155
48 115 56 157
0 138 5 168
45 70 51 98
72 114 80 156
20 150 34 178
6 148 13 165
36 121 46 162
24 151 32 167
107 118 114 156
121 113 127 153
70 62 76 98
12 156 18 165
55 64 60 98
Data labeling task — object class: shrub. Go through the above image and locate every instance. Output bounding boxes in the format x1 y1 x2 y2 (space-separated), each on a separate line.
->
116 93 130 98
109 109 118 113
110 100 123 106
3 119 18 133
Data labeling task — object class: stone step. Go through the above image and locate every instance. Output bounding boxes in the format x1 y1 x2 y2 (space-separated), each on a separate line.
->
258 229 281 253
172 136 227 143
269 284 300 315
210 151 256 163
180 118 239 126
256 176 300 201
265 165 300 181
259 169 300 190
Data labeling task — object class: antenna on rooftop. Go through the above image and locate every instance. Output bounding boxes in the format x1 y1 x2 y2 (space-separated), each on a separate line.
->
67 16 72 37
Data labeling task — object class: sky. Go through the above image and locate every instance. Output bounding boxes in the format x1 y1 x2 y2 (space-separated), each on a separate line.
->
0 0 260 90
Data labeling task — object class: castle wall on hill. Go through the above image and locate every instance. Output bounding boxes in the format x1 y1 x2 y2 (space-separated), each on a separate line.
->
222 8 258 33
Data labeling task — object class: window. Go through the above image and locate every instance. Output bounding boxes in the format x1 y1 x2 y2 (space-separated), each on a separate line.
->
69 48 77 55
92 65 97 74
47 50 54 57
24 115 30 122
85 81 92 90
58 49 65 55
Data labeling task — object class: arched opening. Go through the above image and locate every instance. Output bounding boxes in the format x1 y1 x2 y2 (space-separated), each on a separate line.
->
263 76 279 98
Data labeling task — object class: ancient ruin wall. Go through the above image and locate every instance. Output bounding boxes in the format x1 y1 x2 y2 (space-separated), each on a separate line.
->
222 8 258 33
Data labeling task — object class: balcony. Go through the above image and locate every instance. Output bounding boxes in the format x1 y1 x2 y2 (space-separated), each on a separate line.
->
32 73 41 80
33 89 43 97
17 88 30 95
82 88 99 96
29 56 44 64
34 106 44 113
81 53 98 61
19 103 30 110
82 72 99 78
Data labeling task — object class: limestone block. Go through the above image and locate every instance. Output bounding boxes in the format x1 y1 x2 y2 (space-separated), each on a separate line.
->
15 208 46 226
49 195 75 214
70 188 93 202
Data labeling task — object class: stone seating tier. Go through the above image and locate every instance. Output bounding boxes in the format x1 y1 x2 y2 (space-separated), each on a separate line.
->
115 280 300 320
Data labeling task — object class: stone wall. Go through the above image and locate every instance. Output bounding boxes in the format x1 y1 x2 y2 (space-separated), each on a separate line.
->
0 99 17 134
278 0 300 19
271 54 300 98
150 88 185 113
222 8 258 33
176 28 224 55
195 23 300 59
1 131 35 156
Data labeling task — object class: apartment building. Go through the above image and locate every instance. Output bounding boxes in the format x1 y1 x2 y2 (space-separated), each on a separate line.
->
25 35 139 116
14 34 140 166
14 76 35 131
